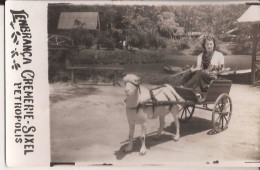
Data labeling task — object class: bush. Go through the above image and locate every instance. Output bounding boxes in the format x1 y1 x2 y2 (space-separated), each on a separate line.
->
229 42 251 55
229 35 252 55
74 49 164 65
48 50 71 82
105 39 116 50
97 35 115 50
112 31 124 48
127 30 146 48
82 34 94 48
192 43 204 55
145 34 167 49
174 38 190 50
70 28 84 47
220 35 234 42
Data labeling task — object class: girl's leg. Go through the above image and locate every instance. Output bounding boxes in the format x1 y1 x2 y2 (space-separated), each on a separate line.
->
183 70 202 90
181 70 192 85
200 71 213 91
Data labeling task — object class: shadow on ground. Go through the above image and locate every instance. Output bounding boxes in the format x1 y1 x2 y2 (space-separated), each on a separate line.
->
114 117 214 160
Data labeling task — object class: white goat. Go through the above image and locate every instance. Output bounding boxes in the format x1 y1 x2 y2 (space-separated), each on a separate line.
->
123 74 183 155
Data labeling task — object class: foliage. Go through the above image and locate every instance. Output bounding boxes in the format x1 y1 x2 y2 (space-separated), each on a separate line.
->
229 39 252 55
49 50 71 82
157 11 184 39
228 24 253 55
48 4 249 50
192 43 204 55
174 38 190 50
82 33 94 48
174 5 248 36
97 32 116 50
126 29 146 48
70 28 84 47
74 49 164 65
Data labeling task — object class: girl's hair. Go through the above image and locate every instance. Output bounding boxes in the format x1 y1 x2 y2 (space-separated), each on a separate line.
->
201 35 218 51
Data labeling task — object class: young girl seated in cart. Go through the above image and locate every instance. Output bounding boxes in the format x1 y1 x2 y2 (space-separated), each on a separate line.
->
182 35 225 98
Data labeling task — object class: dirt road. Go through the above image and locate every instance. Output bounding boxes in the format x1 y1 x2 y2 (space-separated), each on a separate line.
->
50 82 260 166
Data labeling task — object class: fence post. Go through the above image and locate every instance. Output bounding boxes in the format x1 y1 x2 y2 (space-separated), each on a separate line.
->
71 69 75 84
251 24 258 85
114 70 117 86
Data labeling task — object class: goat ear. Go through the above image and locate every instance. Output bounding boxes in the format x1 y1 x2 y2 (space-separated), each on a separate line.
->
123 75 129 82
123 76 126 82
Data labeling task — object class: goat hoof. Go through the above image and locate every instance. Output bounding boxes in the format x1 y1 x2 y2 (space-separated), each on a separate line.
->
173 135 179 141
139 151 146 156
139 147 146 156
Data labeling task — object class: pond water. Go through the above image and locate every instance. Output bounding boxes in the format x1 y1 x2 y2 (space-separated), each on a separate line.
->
66 54 252 85
124 54 251 74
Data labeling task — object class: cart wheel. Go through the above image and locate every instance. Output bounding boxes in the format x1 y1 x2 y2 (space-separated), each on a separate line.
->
212 93 232 133
179 104 195 123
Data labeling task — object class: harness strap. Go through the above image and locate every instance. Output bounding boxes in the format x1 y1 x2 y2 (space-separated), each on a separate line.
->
150 85 165 91
136 103 141 113
149 90 157 114
170 90 179 102
127 81 141 94
134 85 179 113
163 92 173 111
138 85 141 94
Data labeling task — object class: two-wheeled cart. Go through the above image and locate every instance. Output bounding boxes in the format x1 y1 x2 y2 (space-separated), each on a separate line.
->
174 79 232 132
139 79 232 133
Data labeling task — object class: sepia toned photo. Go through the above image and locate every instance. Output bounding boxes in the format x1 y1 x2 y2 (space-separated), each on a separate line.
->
48 2 260 166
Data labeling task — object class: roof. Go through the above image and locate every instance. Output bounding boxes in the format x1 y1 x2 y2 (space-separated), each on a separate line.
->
237 5 260 23
57 12 100 30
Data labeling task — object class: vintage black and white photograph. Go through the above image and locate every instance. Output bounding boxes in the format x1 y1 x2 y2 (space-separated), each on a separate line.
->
48 2 260 166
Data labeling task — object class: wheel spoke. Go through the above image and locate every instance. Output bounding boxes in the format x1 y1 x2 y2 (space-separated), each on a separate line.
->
221 116 224 129
181 109 185 119
215 111 222 115
187 108 191 115
215 114 221 123
214 110 221 115
222 97 227 105
217 103 222 111
216 103 220 109
224 115 228 123
222 98 227 109
214 104 219 112
221 101 225 111
215 116 221 129
219 101 222 110
213 95 232 132
221 98 225 108
223 101 231 111
179 105 194 122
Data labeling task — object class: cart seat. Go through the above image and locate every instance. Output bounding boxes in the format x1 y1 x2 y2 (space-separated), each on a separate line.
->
203 79 232 104
174 79 232 104
174 86 198 103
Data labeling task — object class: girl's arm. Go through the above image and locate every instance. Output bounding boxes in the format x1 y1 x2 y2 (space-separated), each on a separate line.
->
191 54 202 72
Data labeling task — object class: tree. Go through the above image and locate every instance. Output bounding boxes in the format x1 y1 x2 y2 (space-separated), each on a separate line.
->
157 11 184 39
